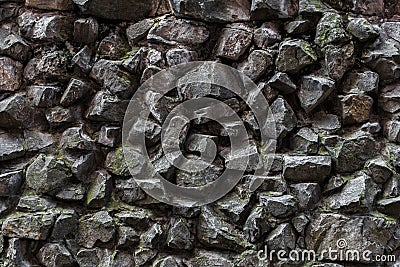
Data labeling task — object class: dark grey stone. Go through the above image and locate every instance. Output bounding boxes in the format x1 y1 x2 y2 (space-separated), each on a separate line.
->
283 156 331 183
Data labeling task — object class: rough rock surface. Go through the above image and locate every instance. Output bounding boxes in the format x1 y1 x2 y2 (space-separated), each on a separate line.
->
0 1 398 266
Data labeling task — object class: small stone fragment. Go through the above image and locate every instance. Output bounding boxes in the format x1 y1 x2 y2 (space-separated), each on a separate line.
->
276 39 317 74
98 125 121 147
167 218 194 250
366 157 393 184
216 25 253 61
26 154 72 194
166 48 198 67
283 156 331 183
0 132 25 161
270 96 297 139
268 72 296 94
60 78 91 107
74 17 98 44
254 22 281 49
77 210 115 248
339 93 373 125
0 170 22 196
38 243 75 267
298 75 335 113
148 16 209 46
86 170 112 208
237 50 273 81
86 91 129 122
0 56 22 92
259 194 298 218
251 0 298 20
126 18 154 46
347 17 379 42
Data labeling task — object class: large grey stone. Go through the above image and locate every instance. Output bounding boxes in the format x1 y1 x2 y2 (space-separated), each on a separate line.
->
216 25 252 61
270 96 297 139
86 91 129 122
169 0 251 23
26 154 72 194
2 211 56 240
283 156 331 183
77 210 115 248
0 132 25 161
276 39 317 74
72 0 158 20
148 16 209 46
237 50 273 81
251 0 298 20
297 75 335 113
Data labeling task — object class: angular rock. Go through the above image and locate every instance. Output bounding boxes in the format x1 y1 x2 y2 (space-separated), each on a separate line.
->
98 125 121 147
243 174 287 193
134 247 157 266
27 85 61 108
86 170 112 208
24 48 69 82
166 48 198 67
362 27 400 84
60 126 93 151
339 93 373 125
169 0 251 23
97 32 130 60
72 45 93 73
148 16 209 46
342 71 379 94
197 206 251 252
90 60 134 99
70 153 95 182
46 106 78 127
259 194 298 218
0 29 30 62
244 205 270 243
379 83 400 113
365 157 393 184
77 210 115 248
51 211 78 239
60 78 91 107
0 56 22 92
117 226 140 248
326 173 379 212
276 39 317 74
26 0 73 10
254 22 281 49
167 218 194 250
55 183 86 202
18 11 73 41
265 223 296 252
213 190 252 224
0 4 19 22
105 147 130 176
285 20 312 35
289 183 320 210
216 25 252 60
298 75 335 113
385 120 400 143
292 214 309 233
86 91 128 122
0 132 25 161
26 154 72 194
126 18 154 46
283 156 331 183
270 97 297 139
0 170 22 196
315 12 349 49
74 17 98 44
141 223 164 248
2 211 56 240
312 112 341 134
324 131 377 173
377 197 400 218
237 50 273 81
17 196 56 212
306 213 393 263
268 72 296 94
251 0 298 20
324 43 354 81
115 177 145 204
347 18 379 42
38 243 74 267
73 0 158 20
290 127 319 154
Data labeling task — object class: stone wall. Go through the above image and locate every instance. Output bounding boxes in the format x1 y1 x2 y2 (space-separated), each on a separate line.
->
0 0 400 266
